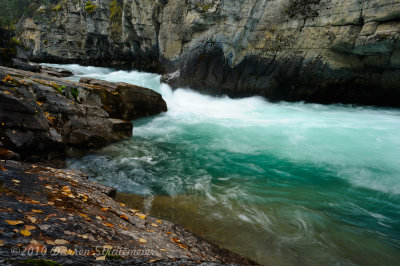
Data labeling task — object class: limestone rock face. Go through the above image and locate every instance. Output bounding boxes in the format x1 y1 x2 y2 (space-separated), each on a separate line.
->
19 0 400 106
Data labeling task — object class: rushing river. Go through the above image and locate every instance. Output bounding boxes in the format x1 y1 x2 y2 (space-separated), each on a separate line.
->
48 64 400 265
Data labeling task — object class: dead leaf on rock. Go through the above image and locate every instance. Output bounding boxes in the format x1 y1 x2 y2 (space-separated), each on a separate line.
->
156 220 163 224
95 215 103 221
171 237 180 243
54 239 69 245
96 255 106 261
27 216 37 223
78 213 88 218
32 209 44 213
103 244 113 250
5 220 24 226
138 238 147 244
103 222 115 228
177 243 188 250
101 207 109 212
45 239 55 245
24 225 36 230
58 218 67 222
149 259 161 263
120 214 129 221
118 224 128 230
0 240 4 246
62 186 71 193
151 223 159 227
135 213 146 219
20 229 31 236
78 234 88 239
11 179 20 185
130 209 139 213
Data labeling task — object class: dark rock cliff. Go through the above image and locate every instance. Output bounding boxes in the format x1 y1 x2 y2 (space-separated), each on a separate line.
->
18 0 400 106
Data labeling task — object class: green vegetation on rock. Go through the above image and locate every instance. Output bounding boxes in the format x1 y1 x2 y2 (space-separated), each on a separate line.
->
85 1 97 13
109 0 122 41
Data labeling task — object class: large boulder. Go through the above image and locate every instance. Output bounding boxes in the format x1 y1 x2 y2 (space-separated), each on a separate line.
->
0 66 167 160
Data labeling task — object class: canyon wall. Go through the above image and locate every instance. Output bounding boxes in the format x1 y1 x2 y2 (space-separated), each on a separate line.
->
20 0 400 106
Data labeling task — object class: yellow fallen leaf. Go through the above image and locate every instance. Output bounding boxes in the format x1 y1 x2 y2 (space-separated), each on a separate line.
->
149 259 161 262
156 220 163 224
151 223 159 227
0 240 4 246
160 248 167 252
96 256 106 261
101 207 109 212
177 243 188 250
54 239 69 245
20 229 31 236
120 214 129 221
45 185 53 189
103 244 113 249
32 209 44 213
138 238 147 244
27 216 37 223
135 213 146 219
62 186 71 192
58 218 67 222
118 203 126 207
24 225 36 230
11 179 20 184
78 213 88 218
95 215 103 221
130 209 139 213
5 220 24 225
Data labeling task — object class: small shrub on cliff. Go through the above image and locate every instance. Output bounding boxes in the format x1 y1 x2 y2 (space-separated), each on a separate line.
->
85 1 97 13
109 0 122 41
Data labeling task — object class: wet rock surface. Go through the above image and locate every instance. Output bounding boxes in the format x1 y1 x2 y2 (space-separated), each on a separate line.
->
0 66 167 160
0 160 255 265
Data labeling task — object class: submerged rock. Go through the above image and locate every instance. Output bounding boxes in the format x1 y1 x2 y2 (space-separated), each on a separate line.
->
0 66 167 160
0 160 255 265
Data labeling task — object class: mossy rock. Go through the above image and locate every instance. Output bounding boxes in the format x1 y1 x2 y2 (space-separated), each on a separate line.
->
85 1 98 13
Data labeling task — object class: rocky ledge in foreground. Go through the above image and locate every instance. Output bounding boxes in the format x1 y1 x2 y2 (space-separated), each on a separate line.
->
0 66 167 161
0 160 255 265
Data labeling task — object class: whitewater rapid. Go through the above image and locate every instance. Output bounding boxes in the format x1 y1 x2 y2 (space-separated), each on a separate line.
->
45 63 400 265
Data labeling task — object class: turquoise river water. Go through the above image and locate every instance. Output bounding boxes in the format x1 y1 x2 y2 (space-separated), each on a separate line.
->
48 64 400 265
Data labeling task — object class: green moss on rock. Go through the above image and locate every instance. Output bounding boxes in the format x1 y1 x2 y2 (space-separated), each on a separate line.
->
109 0 123 41
85 1 98 13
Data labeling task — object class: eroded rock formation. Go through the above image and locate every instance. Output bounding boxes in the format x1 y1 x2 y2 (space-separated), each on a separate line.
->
0 66 167 160
19 0 400 106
